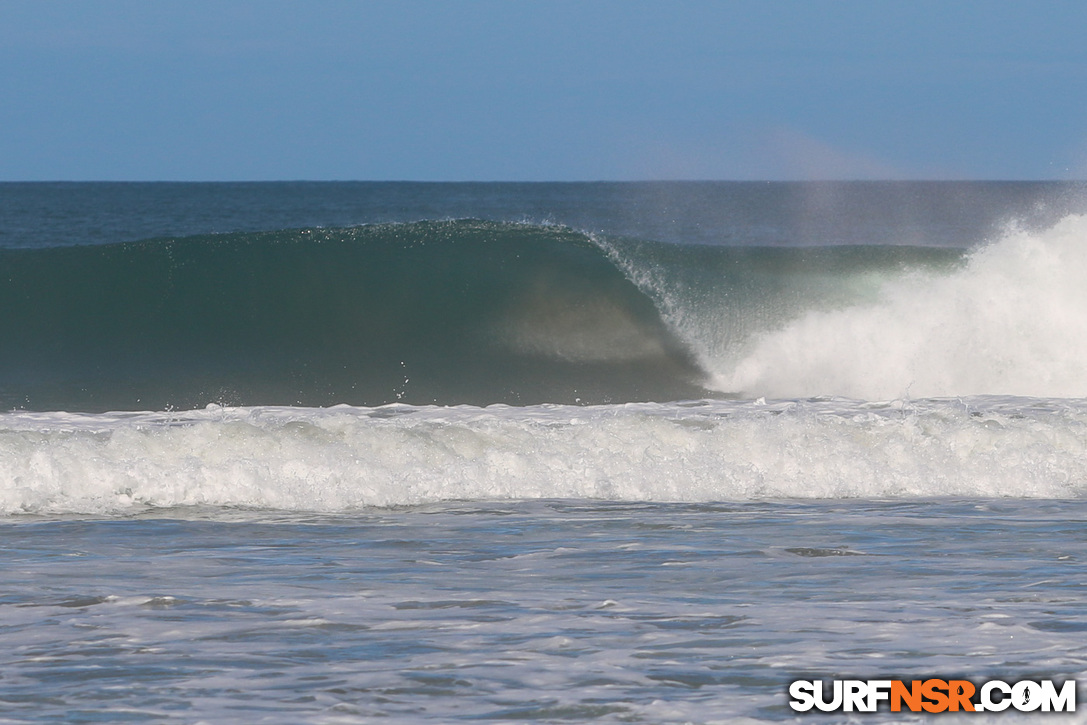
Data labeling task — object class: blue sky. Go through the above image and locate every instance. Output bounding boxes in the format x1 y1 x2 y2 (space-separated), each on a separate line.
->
2 0 1086 181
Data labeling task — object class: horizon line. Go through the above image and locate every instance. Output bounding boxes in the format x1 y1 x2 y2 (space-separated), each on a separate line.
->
2 178 1084 185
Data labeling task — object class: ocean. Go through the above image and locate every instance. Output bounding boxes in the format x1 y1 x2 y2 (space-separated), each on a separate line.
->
1 181 1086 723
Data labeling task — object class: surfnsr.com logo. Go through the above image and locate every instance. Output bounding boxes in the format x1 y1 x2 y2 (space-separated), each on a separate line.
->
789 679 1076 713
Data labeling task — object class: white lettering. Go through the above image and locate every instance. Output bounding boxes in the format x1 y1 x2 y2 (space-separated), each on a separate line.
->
867 680 892 711
981 680 1011 712
788 680 816 712
1040 680 1076 712
790 677 1076 714
813 680 843 712
1013 680 1043 711
843 680 869 712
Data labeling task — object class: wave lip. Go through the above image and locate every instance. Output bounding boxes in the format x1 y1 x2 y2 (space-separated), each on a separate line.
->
595 213 1087 401
0 220 708 411
3 397 1085 515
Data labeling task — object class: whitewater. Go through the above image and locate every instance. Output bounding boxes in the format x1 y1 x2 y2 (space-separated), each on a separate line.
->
4 396 1087 516
714 214 1087 400
1 182 1086 723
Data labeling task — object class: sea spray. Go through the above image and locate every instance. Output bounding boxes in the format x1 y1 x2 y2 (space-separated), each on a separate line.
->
715 214 1087 399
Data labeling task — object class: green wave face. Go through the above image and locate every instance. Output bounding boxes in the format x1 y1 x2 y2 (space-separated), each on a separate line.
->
599 239 964 379
0 221 709 411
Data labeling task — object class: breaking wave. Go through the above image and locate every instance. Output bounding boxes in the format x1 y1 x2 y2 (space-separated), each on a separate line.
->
4 397 1086 514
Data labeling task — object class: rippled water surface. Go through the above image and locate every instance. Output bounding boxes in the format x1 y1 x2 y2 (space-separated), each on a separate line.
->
2 500 1085 723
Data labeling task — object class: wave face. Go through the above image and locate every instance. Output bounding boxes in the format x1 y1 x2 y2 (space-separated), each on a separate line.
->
0 221 706 411
4 397 1085 514
4 187 1087 512
5 210 1087 411
605 213 1087 400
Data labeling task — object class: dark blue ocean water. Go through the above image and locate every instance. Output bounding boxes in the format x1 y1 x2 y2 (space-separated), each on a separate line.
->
1 181 1082 251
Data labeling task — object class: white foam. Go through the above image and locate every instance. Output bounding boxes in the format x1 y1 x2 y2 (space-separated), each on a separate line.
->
2 398 1086 515
716 214 1087 399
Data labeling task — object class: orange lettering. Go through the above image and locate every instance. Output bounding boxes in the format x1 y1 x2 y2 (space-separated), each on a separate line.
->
947 680 976 712
921 679 949 713
891 680 922 712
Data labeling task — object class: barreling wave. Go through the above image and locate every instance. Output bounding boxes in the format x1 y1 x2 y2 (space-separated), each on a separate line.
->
604 213 1087 400
0 221 708 411
5 213 1087 411
3 397 1086 514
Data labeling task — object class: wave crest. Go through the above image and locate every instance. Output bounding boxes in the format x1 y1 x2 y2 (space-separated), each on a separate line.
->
711 214 1087 399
